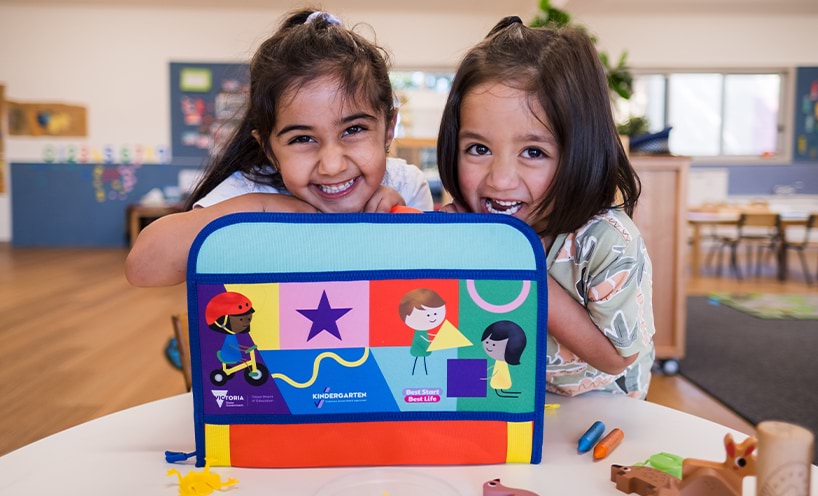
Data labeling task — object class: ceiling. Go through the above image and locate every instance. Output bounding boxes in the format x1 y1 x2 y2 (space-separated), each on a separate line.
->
1 0 816 16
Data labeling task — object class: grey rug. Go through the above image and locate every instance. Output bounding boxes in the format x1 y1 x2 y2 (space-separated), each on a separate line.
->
680 296 818 463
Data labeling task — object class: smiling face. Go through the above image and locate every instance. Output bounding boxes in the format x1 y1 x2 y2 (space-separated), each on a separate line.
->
227 313 253 334
457 82 559 227
483 336 509 361
404 304 446 331
265 76 395 213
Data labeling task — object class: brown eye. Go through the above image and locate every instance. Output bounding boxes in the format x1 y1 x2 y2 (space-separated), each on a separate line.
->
465 143 491 156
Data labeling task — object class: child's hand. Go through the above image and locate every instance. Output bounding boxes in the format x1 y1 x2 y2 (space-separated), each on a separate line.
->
439 200 469 213
365 185 406 213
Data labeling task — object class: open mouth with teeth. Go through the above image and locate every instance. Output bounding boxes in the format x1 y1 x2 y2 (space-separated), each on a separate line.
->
484 198 523 215
313 177 359 198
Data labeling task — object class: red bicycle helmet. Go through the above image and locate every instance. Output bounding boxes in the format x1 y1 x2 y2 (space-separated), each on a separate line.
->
205 292 254 325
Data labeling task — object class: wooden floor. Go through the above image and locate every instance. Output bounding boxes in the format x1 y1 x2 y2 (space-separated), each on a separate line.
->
0 245 187 455
0 244 815 455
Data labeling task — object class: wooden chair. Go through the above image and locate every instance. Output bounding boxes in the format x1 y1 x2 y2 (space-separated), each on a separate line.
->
781 213 817 286
171 313 192 392
713 213 781 280
703 223 729 272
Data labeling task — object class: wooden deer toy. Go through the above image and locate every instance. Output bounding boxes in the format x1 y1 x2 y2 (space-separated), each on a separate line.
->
679 433 757 496
610 433 758 496
610 464 681 496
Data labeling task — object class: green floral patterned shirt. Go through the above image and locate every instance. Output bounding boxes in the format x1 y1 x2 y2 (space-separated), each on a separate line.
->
545 209 656 399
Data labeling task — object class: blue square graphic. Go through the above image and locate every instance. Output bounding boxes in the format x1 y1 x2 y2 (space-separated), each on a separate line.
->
447 358 487 397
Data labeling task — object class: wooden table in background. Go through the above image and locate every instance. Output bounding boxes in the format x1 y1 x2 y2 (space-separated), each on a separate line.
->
687 212 740 277
126 203 183 246
687 211 808 280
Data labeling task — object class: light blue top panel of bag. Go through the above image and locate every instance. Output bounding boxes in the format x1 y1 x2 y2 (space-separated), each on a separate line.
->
193 213 540 275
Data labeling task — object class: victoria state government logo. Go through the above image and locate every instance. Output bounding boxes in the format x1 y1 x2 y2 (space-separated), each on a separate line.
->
211 389 245 408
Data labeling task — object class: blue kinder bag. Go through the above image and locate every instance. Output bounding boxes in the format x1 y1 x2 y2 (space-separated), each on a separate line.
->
186 212 547 467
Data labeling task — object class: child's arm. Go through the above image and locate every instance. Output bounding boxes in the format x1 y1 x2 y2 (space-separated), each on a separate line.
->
547 276 637 375
442 201 636 374
126 193 317 287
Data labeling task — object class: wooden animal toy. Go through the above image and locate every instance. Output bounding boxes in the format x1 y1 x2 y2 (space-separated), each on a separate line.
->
610 464 681 496
634 452 685 479
680 433 757 496
483 478 540 496
166 461 238 496
612 433 758 496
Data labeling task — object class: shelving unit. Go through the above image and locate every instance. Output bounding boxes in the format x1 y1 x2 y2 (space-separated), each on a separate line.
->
392 137 449 207
631 154 689 362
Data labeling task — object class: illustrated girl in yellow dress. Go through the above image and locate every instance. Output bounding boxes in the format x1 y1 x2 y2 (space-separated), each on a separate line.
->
482 320 527 398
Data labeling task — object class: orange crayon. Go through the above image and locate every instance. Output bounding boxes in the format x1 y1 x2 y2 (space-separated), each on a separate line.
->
390 205 422 214
593 428 624 460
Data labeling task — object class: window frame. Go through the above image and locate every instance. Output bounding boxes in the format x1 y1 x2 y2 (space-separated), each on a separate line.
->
627 67 792 164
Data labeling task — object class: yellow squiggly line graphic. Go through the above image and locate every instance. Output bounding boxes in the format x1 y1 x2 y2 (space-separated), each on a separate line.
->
270 347 370 388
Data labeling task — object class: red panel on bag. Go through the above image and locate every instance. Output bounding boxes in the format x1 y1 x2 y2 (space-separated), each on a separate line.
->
229 420 508 467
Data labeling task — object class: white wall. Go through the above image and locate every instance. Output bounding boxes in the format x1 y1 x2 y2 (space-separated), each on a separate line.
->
577 14 818 67
0 4 500 241
1 4 817 242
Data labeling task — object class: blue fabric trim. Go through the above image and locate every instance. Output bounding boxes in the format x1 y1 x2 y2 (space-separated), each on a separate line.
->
191 269 539 285
531 274 548 463
186 283 207 467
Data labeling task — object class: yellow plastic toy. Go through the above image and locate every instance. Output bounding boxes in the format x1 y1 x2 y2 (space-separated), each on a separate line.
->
166 461 238 496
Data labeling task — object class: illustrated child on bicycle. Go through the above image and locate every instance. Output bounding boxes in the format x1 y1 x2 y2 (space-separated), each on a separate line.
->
205 292 269 386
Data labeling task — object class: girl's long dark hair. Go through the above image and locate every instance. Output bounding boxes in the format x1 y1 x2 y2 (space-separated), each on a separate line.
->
438 17 640 237
185 9 395 209
481 320 527 365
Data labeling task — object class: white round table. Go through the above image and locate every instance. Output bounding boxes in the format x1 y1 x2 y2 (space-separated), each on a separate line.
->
1 392 814 495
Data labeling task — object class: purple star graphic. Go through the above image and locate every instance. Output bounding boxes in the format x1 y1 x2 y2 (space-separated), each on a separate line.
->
296 291 352 341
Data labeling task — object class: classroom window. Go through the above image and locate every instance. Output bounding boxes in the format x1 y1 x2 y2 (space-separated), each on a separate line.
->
618 71 784 159
390 70 454 140
389 70 455 204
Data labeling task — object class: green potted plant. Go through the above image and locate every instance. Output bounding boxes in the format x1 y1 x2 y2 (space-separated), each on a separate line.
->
616 116 650 138
529 0 634 101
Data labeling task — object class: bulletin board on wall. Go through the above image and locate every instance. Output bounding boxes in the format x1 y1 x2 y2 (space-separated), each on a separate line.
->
793 66 818 162
170 62 249 166
11 162 197 247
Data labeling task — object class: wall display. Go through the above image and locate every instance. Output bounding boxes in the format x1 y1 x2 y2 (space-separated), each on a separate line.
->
91 163 141 202
11 162 197 247
8 101 87 137
170 62 249 165
40 143 170 165
793 66 818 161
